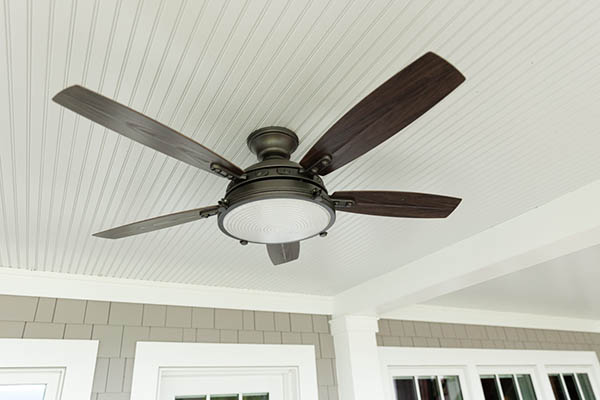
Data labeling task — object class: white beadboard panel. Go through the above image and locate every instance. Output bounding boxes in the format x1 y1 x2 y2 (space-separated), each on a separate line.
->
426 242 600 321
1 0 600 295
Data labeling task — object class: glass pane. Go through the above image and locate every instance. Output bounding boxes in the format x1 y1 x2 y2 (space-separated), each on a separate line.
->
441 376 463 400
499 375 519 400
395 377 418 400
564 374 583 400
418 377 442 400
210 395 238 400
577 374 597 400
480 376 501 400
549 374 568 400
517 374 537 400
0 384 46 400
242 394 269 400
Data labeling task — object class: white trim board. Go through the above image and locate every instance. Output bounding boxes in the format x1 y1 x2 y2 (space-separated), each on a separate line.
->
0 339 98 400
379 347 600 367
0 266 333 315
382 304 600 333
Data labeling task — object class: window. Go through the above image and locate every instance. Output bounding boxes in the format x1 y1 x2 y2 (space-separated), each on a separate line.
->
0 339 98 400
379 348 600 400
549 373 596 400
156 366 285 399
480 374 536 400
0 370 62 400
394 375 463 400
0 384 46 400
131 343 319 400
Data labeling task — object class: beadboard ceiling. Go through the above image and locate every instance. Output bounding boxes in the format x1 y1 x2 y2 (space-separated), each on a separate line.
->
1 0 600 295
426 243 600 320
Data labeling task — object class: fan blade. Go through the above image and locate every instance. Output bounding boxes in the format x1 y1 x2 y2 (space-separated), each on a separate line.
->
331 191 461 218
93 205 220 239
300 52 465 175
266 242 300 265
53 85 244 179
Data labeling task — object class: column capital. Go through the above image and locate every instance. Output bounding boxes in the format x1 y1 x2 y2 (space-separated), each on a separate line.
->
329 315 379 335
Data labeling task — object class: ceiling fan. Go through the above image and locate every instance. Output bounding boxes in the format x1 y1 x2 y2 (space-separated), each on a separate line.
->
53 52 465 266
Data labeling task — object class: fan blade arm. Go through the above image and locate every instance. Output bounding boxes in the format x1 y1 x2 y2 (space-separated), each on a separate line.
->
331 191 461 218
53 85 245 179
300 52 465 175
266 242 300 265
93 205 220 239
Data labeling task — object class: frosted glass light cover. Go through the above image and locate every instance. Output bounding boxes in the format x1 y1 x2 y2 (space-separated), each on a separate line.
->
222 198 332 244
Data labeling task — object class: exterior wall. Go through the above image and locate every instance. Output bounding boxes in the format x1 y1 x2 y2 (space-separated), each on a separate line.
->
377 319 600 360
0 294 338 400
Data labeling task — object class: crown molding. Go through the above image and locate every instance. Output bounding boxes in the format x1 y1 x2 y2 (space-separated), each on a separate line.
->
0 266 334 315
382 304 600 333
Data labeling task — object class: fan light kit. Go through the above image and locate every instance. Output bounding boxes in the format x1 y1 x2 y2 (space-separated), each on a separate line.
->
218 127 336 245
53 52 465 265
220 197 334 244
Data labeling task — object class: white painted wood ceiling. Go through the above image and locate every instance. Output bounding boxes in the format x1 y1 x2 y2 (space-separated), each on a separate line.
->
1 0 600 295
426 243 600 320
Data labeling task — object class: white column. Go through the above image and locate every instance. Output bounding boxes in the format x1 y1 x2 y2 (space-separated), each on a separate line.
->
330 315 385 400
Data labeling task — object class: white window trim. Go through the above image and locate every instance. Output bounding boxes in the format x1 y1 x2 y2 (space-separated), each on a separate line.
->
130 342 319 400
0 339 98 400
379 347 600 400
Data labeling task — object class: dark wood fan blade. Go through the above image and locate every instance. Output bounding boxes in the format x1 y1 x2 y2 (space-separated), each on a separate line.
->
331 191 461 218
53 85 244 179
93 205 219 239
266 242 300 265
300 52 465 175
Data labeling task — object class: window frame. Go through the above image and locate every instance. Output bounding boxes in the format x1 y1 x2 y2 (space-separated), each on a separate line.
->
477 365 543 400
0 368 63 400
130 342 319 400
0 339 98 400
546 366 600 400
159 366 288 400
379 347 600 400
390 369 468 400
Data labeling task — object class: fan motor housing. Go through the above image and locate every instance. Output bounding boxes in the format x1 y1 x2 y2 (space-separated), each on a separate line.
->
217 127 336 244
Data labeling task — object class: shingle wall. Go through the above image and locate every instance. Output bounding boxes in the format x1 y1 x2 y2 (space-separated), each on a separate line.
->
377 319 600 360
0 294 338 400
5 294 599 399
